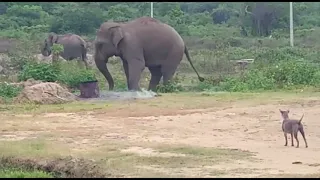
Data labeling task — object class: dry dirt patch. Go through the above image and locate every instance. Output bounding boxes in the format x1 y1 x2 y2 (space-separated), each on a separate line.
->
1 92 320 177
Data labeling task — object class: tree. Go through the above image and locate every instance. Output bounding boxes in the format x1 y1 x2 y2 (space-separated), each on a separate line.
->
50 7 104 34
244 2 276 37
105 4 139 22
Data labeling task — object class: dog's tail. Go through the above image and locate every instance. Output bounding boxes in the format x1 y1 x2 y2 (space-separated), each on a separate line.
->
299 114 304 124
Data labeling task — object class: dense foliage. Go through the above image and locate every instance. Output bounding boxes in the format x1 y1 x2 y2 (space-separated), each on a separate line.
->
0 2 319 37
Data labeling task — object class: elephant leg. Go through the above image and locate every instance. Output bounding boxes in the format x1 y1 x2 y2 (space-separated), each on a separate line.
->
148 66 162 92
122 60 129 89
161 49 183 85
81 45 89 69
162 65 178 85
127 58 145 91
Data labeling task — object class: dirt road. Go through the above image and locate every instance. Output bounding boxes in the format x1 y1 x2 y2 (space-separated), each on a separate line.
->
0 92 320 177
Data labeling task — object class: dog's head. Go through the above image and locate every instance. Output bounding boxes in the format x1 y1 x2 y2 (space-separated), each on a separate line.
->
279 109 290 120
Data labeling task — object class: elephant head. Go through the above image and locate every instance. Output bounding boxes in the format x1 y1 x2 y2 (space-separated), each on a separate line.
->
41 32 59 57
94 22 124 90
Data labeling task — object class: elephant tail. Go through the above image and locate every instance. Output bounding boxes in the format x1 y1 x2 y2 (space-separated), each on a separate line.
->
184 46 204 82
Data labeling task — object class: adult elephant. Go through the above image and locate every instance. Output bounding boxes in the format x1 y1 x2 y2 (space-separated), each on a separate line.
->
94 17 204 91
41 33 89 69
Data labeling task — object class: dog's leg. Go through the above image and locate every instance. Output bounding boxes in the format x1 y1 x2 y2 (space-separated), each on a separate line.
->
284 133 288 146
291 133 294 146
299 127 308 148
294 132 299 148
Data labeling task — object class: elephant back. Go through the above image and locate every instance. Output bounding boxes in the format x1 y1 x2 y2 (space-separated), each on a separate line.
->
59 34 87 48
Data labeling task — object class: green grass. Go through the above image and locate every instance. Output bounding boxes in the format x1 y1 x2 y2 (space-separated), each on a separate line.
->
0 168 53 178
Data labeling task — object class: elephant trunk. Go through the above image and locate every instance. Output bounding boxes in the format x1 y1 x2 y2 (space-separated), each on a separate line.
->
41 45 51 57
41 47 48 56
184 46 205 82
94 48 114 90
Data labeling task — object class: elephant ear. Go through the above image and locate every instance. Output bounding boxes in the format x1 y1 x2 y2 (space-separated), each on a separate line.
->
108 26 124 49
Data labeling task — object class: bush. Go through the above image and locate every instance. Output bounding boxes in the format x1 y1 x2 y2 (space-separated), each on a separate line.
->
266 60 319 88
0 82 22 98
18 61 60 82
218 59 320 92
220 69 276 92
18 60 97 88
156 77 184 93
58 67 97 88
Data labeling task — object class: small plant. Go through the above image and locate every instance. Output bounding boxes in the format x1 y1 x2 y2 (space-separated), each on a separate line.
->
56 61 97 88
51 44 64 63
156 77 184 93
58 68 97 88
0 83 23 99
18 61 60 82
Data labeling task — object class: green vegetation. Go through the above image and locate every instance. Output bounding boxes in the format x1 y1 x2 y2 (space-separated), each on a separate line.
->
18 60 97 88
0 168 53 178
0 82 22 99
196 47 320 92
0 2 319 39
18 61 60 82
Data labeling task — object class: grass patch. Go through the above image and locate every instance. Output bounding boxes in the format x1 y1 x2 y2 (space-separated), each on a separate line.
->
0 139 71 158
158 146 255 162
0 168 53 178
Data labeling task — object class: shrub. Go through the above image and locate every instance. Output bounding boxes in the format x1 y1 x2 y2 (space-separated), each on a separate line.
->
0 82 22 98
220 69 276 92
156 77 184 93
265 60 318 88
18 61 60 82
219 59 320 92
18 60 97 88
58 67 97 88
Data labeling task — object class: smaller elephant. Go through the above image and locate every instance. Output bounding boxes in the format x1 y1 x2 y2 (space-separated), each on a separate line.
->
41 32 89 69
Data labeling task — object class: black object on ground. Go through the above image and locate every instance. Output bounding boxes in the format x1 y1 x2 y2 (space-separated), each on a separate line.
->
79 80 100 98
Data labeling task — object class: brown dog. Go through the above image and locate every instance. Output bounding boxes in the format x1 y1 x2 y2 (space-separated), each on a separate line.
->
279 109 308 148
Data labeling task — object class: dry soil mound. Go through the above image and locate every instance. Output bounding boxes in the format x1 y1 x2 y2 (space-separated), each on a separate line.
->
14 82 77 104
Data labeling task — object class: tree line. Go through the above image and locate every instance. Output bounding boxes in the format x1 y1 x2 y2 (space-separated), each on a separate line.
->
0 2 319 39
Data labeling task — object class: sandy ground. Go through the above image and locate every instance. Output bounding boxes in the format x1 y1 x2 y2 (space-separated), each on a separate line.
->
0 93 320 177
